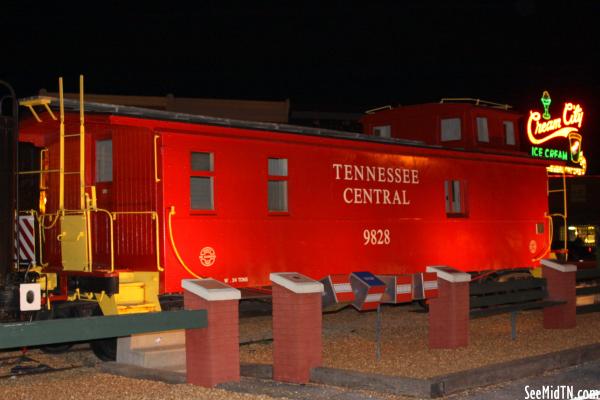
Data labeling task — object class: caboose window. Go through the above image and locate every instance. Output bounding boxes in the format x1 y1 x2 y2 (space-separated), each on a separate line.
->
373 125 391 138
444 180 467 216
95 139 113 183
268 158 287 176
191 177 213 210
440 118 461 142
190 152 214 211
503 121 515 145
476 117 489 143
191 152 213 171
268 158 288 212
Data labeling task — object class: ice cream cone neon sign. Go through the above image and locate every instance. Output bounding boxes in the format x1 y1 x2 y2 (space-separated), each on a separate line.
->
541 91 552 120
527 101 584 145
527 91 587 175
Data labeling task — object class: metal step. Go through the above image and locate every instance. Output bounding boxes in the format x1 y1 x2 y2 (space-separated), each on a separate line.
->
117 302 161 314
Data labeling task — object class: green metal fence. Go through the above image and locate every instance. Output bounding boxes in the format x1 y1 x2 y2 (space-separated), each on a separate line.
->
0 310 207 350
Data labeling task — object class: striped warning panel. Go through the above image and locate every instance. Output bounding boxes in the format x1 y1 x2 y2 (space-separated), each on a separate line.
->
17 216 36 264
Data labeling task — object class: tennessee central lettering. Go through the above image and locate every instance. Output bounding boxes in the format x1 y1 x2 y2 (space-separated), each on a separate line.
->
332 164 419 184
333 163 419 205
343 187 410 205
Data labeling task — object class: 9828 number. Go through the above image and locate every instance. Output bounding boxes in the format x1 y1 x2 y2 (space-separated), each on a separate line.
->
363 229 390 245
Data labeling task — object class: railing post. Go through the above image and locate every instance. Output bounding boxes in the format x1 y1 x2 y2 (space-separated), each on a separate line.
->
182 279 240 387
426 266 471 349
270 272 323 384
541 259 577 329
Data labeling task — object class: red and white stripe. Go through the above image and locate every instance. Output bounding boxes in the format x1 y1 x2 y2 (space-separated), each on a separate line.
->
17 216 36 263
422 272 439 298
329 274 355 303
395 275 413 303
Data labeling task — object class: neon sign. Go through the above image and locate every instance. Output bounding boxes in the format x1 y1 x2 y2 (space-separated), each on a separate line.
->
527 91 587 175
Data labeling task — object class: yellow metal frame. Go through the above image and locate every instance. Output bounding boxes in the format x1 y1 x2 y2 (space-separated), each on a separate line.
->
18 97 57 122
95 271 161 315
19 75 166 316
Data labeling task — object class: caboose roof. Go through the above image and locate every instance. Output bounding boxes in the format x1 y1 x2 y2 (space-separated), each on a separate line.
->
20 96 546 165
21 96 426 146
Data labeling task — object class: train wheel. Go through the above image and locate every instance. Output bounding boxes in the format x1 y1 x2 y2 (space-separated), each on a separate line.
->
416 299 429 312
90 338 117 361
38 305 74 354
89 306 117 361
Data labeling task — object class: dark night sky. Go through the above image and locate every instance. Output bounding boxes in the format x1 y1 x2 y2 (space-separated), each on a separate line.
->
3 1 600 171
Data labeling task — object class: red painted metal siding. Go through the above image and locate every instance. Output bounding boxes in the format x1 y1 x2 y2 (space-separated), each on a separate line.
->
141 117 550 293
110 125 158 270
21 113 550 296
361 103 522 152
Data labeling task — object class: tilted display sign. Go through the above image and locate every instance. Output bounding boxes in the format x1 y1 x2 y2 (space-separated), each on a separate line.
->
527 91 587 175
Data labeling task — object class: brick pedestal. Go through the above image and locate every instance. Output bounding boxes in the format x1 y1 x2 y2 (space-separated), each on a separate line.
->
182 279 241 387
426 266 470 349
542 260 577 329
270 272 323 384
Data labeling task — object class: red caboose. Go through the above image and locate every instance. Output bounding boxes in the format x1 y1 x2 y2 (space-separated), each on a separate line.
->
17 95 551 315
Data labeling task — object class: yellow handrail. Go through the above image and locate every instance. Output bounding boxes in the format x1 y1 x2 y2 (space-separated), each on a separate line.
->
40 148 48 185
35 213 44 266
41 212 61 230
153 134 161 183
85 193 94 271
86 207 93 271
59 77 65 210
92 208 114 272
79 75 86 211
153 212 163 272
167 206 202 279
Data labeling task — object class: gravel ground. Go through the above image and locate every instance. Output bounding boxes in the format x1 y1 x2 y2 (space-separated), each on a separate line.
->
0 367 285 400
240 304 600 378
1 304 599 399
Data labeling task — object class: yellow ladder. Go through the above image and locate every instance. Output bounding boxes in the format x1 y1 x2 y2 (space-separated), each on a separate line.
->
20 76 91 272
